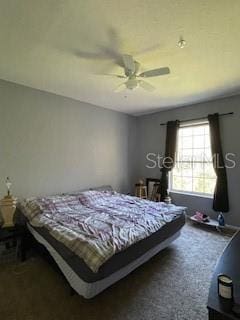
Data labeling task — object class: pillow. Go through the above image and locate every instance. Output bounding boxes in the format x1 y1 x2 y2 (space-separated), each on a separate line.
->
17 198 43 221
89 185 113 192
62 185 113 196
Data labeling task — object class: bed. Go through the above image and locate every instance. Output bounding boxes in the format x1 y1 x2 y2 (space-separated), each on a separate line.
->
18 189 186 298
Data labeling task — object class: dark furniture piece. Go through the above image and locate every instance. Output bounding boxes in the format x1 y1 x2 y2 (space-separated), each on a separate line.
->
146 178 161 201
0 225 27 262
207 231 240 319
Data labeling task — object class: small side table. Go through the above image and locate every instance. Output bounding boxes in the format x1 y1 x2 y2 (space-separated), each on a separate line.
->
0 225 27 262
0 195 17 228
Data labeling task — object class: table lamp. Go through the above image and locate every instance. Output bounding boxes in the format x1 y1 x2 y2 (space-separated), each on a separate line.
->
0 177 17 228
6 177 12 197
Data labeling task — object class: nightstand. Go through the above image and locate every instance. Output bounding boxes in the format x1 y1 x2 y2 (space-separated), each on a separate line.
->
0 225 27 262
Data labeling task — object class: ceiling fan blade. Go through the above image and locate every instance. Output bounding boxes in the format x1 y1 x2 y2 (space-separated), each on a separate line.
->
98 73 126 79
122 54 135 73
139 80 155 92
134 61 140 74
139 67 170 78
114 82 126 92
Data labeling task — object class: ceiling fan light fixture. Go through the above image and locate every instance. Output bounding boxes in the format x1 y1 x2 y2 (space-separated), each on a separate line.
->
126 78 138 90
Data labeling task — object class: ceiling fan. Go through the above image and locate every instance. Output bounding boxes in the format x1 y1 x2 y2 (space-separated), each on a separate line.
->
102 54 170 92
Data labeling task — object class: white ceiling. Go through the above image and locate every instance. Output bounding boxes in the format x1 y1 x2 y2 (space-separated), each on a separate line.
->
0 0 240 115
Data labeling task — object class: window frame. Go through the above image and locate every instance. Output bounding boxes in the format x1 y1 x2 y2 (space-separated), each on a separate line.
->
169 120 216 198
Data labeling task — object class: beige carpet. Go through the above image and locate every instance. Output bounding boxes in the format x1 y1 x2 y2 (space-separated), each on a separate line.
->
0 223 230 320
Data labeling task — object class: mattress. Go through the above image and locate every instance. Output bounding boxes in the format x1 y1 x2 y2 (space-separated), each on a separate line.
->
19 191 186 273
32 213 185 282
28 224 183 298
19 190 186 297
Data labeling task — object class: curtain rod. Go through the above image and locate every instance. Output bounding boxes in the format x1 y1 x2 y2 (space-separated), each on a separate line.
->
160 112 234 126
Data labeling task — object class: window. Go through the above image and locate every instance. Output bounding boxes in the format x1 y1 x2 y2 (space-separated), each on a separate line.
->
170 122 217 196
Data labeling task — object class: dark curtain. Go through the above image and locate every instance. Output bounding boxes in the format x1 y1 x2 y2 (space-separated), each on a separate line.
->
160 120 180 200
208 113 229 212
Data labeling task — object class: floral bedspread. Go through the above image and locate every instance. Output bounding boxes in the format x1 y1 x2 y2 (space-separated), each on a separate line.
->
19 191 185 273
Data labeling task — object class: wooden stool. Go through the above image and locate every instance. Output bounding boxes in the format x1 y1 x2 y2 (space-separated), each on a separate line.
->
135 183 147 199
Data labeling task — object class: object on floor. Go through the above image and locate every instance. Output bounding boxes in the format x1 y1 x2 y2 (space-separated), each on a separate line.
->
146 178 161 201
208 231 240 319
218 212 225 226
189 215 238 236
135 179 147 199
192 211 210 223
163 195 171 204
189 215 222 230
150 183 161 202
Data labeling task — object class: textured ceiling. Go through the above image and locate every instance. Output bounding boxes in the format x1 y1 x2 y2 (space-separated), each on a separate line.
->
0 0 240 115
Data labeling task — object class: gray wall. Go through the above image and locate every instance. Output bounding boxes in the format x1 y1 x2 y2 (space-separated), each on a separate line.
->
136 95 240 226
0 80 137 198
1 78 240 226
